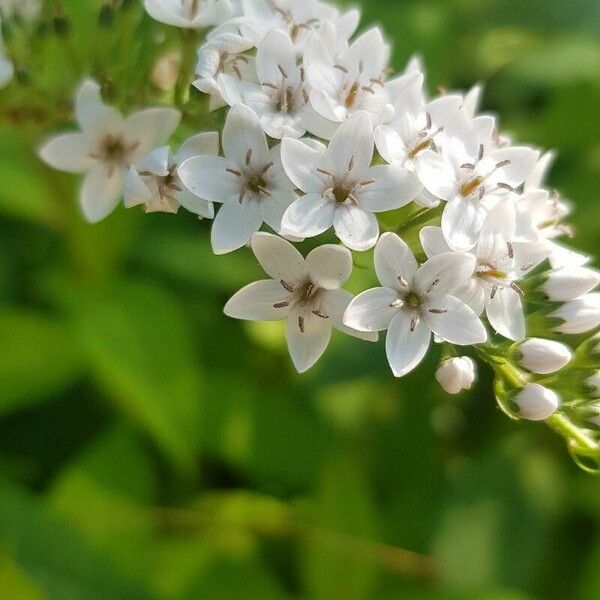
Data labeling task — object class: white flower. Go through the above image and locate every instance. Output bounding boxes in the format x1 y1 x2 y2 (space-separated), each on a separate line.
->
420 201 548 340
344 233 487 377
514 384 559 421
177 103 297 254
239 0 359 52
39 79 181 223
517 338 572 375
280 112 421 251
436 356 476 394
551 293 600 335
124 132 219 217
0 19 13 89
374 71 463 207
224 232 377 372
587 372 600 399
304 27 393 135
416 110 539 251
218 29 320 139
541 266 600 302
194 30 255 111
144 0 233 29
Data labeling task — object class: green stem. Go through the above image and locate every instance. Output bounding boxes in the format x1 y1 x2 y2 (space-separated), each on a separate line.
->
396 203 444 236
174 29 202 108
547 413 599 454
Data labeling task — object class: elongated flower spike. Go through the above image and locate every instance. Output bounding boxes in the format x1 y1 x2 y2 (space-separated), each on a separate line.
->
32 0 600 471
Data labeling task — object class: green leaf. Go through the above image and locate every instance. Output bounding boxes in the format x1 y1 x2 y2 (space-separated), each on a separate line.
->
77 280 203 474
0 310 81 416
0 481 156 600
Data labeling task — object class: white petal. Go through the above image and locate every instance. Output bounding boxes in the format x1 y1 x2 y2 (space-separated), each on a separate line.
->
211 199 263 255
511 241 550 277
416 252 476 297
280 194 335 238
79 164 124 223
419 226 451 258
479 197 516 242
415 150 456 201
256 29 297 88
442 197 487 252
285 305 332 373
177 155 239 204
326 111 373 180
374 232 418 289
455 279 485 315
485 287 525 341
281 138 327 194
525 151 555 191
177 188 214 219
176 131 220 163
224 280 292 321
358 166 421 212
322 289 378 342
123 168 153 208
124 108 181 155
251 232 306 283
423 294 488 345
488 147 539 187
374 124 407 165
344 287 399 332
75 79 122 134
222 103 269 166
386 312 431 377
39 133 95 173
333 204 379 251
306 245 353 289
259 190 297 232
134 146 170 175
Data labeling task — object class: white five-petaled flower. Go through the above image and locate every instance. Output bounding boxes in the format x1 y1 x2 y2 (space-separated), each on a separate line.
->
219 29 318 139
124 132 219 217
420 201 548 341
194 27 256 111
178 103 297 254
280 111 421 251
303 27 393 136
238 0 359 52
344 232 487 378
224 232 377 372
40 79 181 223
416 110 539 251
144 0 233 29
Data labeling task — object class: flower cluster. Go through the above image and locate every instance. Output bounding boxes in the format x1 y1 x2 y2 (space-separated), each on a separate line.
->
31 0 600 468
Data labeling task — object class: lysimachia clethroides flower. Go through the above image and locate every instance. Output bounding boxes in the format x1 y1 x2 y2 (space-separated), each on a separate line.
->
144 0 234 29
280 112 421 251
344 233 487 377
178 104 297 254
40 79 181 223
224 232 377 372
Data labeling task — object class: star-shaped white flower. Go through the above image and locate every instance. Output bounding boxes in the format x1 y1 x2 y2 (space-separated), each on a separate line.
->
39 79 181 223
224 232 377 373
280 111 421 251
344 232 487 377
239 0 359 52
177 103 297 254
415 110 539 251
124 132 219 217
193 25 256 111
420 200 549 341
303 27 393 135
144 0 233 29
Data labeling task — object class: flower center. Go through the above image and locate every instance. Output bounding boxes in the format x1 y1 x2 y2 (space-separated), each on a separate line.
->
459 176 484 198
247 172 267 195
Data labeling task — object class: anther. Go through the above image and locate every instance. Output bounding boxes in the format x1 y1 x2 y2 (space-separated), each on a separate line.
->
334 64 349 74
348 155 355 172
360 179 376 186
226 168 242 176
262 82 279 90
397 276 409 288
490 285 498 299
258 186 272 197
273 302 289 308
245 149 252 166
426 112 432 130
238 190 246 204
510 282 524 297
278 65 288 79
496 159 511 169
460 163 476 170
312 309 329 319
429 308 448 314
426 278 440 293
317 168 334 177
261 162 274 174
478 144 485 162
281 280 295 293
520 263 534 272
497 183 514 191
410 316 419 332
389 298 404 308
298 315 305 333
361 86 375 95
507 241 514 259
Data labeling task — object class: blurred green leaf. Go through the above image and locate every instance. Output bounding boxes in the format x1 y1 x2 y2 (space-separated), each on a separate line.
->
0 310 81 415
77 280 203 474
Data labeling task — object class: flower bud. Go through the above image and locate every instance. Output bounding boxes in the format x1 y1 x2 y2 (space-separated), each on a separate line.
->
514 384 560 421
152 51 181 91
435 357 476 395
541 266 600 302
551 293 600 334
517 338 572 374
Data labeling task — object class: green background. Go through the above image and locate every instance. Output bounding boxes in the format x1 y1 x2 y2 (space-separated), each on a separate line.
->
1 0 600 598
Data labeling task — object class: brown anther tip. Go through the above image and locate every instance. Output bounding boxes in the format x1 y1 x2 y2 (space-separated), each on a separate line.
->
245 148 252 166
298 315 305 333
281 280 295 293
278 64 288 79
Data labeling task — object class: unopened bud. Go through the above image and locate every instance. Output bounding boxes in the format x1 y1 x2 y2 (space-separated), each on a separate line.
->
541 266 600 302
517 338 572 374
435 356 476 395
552 293 600 334
587 372 600 399
152 50 181 91
514 384 560 421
